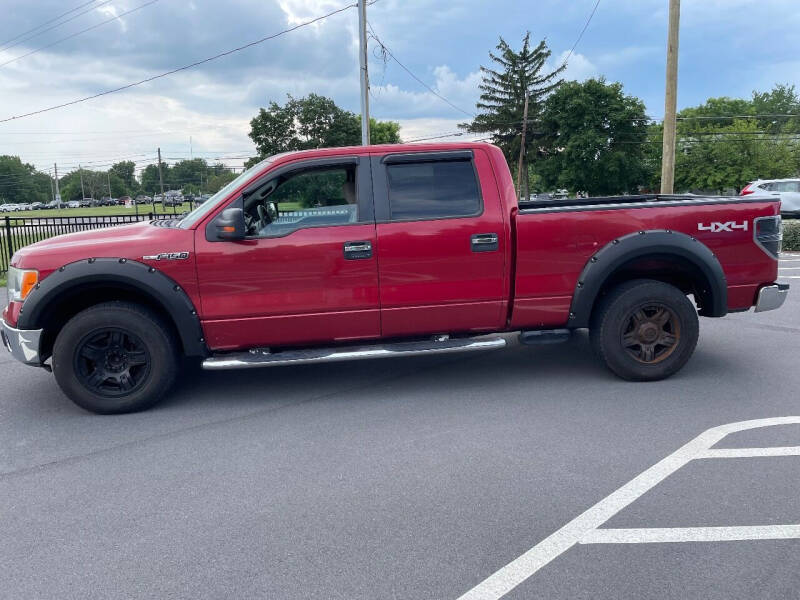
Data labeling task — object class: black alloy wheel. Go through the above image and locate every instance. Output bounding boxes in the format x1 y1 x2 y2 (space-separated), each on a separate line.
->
74 328 151 397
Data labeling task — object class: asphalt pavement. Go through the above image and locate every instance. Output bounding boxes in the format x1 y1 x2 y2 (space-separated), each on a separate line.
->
1 256 799 599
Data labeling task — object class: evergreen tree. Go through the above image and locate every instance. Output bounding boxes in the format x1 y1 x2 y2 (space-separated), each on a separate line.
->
460 32 565 198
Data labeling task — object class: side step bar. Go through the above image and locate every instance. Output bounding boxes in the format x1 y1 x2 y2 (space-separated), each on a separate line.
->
202 336 507 371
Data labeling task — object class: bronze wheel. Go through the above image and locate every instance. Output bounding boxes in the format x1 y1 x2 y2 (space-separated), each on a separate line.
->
590 279 699 382
620 304 681 364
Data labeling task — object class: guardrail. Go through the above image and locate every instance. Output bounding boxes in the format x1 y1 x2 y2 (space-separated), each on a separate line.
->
1 214 173 277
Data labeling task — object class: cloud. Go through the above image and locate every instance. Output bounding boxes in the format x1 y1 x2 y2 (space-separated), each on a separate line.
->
1 0 800 174
552 51 599 83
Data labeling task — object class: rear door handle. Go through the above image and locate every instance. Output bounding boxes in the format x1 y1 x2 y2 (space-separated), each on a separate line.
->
344 240 373 260
471 233 499 252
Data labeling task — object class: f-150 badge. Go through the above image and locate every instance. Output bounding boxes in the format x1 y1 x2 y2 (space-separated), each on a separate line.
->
698 221 748 233
142 252 190 260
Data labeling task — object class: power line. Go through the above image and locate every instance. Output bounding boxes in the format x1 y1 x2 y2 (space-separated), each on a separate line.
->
366 22 475 118
561 0 601 67
0 0 160 69
0 0 114 55
0 2 357 124
0 0 98 50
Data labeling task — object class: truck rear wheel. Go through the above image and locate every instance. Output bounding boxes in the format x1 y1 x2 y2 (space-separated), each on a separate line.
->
590 279 699 381
52 302 177 414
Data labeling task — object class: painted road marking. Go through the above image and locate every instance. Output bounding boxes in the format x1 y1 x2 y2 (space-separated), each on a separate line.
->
457 417 800 600
778 267 800 270
698 446 800 458
581 525 800 545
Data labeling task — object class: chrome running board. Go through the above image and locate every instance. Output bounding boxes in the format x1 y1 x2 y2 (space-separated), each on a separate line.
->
202 336 507 371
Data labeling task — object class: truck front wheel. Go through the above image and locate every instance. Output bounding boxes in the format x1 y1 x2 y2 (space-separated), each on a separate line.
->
52 302 178 414
590 279 699 381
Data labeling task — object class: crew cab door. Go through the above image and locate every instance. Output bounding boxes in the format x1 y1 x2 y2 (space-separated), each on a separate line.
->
195 156 380 350
372 149 507 337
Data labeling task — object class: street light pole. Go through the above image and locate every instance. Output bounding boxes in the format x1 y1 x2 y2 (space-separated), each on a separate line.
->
660 0 681 194
79 164 86 200
157 147 164 214
358 0 370 146
54 163 61 207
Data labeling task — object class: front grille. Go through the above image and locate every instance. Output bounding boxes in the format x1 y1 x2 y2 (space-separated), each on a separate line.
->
754 215 783 259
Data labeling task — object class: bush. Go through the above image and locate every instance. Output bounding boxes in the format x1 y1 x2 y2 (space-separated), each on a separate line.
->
784 219 800 251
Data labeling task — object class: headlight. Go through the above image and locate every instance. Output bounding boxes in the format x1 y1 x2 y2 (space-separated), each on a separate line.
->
7 267 38 302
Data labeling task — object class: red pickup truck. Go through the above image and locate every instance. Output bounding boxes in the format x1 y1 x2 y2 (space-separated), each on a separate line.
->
2 142 789 413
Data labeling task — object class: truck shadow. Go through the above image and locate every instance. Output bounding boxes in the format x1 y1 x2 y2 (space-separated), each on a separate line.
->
163 332 730 412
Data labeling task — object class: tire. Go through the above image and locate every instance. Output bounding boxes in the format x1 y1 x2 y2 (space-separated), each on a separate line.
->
590 279 699 381
52 302 178 414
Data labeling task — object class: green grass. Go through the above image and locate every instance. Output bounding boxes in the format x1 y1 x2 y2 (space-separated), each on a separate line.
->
0 203 195 219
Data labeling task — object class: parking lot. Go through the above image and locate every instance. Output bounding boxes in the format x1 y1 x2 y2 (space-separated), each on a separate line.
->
0 256 798 599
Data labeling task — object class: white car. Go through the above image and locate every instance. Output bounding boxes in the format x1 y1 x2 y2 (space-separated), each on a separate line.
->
741 179 800 217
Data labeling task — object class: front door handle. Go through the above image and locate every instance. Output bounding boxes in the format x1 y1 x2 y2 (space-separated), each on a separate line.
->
344 240 373 260
471 233 499 252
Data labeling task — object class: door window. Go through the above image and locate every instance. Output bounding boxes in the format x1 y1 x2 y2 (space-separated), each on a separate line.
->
386 159 481 220
245 166 359 237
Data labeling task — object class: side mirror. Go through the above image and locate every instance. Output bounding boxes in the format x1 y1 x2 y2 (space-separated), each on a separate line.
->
214 207 246 241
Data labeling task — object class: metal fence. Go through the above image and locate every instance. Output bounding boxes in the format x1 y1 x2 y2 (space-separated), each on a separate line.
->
1 213 174 277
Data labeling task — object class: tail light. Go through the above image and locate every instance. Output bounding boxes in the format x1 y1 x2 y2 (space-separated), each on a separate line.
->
754 215 782 259
741 183 755 196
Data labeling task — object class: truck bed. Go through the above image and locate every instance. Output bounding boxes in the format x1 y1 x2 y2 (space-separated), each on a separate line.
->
518 194 768 213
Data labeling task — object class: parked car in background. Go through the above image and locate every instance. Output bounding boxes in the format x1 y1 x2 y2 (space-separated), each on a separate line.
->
741 179 800 217
29 202 44 210
46 200 62 209
67 201 81 209
163 195 184 207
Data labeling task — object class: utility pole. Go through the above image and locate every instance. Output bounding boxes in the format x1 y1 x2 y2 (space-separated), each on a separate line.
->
660 0 681 194
79 164 86 200
54 163 61 207
357 0 370 145
157 147 164 213
516 92 530 200
50 173 55 203
107 170 112 202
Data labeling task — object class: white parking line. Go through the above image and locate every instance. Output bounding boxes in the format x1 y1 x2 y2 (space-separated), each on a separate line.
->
581 525 800 545
457 417 800 600
778 267 800 270
698 446 800 458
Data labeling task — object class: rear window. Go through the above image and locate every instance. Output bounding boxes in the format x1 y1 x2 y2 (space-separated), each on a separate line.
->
386 159 481 220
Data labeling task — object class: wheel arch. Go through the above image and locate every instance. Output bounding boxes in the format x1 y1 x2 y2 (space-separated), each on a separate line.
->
569 230 727 328
16 258 208 361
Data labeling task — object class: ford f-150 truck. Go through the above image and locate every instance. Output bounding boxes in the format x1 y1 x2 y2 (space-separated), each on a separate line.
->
1 142 789 413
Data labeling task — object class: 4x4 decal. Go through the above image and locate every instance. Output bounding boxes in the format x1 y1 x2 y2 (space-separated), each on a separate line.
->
698 221 748 233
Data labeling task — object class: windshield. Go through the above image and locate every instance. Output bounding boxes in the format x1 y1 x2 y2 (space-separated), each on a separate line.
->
178 156 276 229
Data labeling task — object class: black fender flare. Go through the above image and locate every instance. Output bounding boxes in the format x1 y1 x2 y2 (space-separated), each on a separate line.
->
568 229 727 328
17 258 208 356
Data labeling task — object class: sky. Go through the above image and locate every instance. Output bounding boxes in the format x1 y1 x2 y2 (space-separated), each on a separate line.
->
1 0 799 178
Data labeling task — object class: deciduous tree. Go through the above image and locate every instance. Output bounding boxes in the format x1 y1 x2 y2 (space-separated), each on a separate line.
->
535 78 649 195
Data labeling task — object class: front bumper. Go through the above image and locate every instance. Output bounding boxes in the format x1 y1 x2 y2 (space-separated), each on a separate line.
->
755 283 790 313
1 319 43 366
